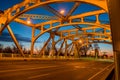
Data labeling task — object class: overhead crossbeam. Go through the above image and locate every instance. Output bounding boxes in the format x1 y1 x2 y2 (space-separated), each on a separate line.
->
43 5 64 19
65 2 80 20
18 14 58 20
69 10 106 19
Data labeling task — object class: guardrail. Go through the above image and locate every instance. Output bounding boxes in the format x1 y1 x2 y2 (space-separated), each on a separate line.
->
0 53 78 60
0 53 114 62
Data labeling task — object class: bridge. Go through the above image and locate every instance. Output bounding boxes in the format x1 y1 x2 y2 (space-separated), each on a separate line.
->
0 0 120 80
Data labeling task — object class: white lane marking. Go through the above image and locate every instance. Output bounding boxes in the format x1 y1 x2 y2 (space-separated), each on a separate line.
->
74 66 80 68
29 68 77 79
74 66 86 69
28 73 50 79
0 66 57 73
88 63 114 80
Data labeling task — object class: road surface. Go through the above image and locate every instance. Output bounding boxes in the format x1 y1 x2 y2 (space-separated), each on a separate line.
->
0 60 113 80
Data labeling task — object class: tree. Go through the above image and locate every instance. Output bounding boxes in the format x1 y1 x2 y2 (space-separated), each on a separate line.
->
3 46 12 53
12 44 18 53
0 44 3 53
94 43 100 58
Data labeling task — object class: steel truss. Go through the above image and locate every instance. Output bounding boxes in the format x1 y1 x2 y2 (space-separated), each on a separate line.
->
0 0 111 57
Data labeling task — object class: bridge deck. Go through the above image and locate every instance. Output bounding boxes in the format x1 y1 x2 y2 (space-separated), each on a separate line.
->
0 60 113 80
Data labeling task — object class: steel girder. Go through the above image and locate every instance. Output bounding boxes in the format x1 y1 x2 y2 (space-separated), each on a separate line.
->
18 14 58 20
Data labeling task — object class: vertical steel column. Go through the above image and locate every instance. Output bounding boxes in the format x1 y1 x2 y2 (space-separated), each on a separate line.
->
65 39 68 58
67 44 72 57
75 42 79 58
39 37 51 55
107 0 120 80
31 27 35 56
69 44 73 56
96 14 100 24
7 25 25 57
73 43 77 58
51 33 55 56
77 43 81 58
57 39 65 57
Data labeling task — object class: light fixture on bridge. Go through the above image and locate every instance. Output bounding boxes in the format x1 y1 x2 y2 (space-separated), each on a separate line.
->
60 9 65 15
78 40 82 44
27 17 31 24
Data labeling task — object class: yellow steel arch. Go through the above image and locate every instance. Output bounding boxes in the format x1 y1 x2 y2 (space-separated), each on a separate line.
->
54 35 111 56
34 22 110 41
30 21 110 55
55 32 111 45
0 0 108 33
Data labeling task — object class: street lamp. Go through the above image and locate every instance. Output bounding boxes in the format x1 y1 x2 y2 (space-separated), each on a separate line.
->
60 9 65 15
27 17 31 24
78 40 82 44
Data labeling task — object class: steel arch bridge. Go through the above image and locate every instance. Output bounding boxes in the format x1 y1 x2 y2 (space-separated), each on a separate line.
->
0 0 111 57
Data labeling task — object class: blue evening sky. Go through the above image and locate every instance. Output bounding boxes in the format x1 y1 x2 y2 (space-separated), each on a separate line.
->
0 0 113 55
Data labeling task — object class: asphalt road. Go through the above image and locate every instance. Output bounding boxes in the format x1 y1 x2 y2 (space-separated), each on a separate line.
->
0 60 112 80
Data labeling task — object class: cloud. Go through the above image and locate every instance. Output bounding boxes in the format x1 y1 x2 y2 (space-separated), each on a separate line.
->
0 32 41 43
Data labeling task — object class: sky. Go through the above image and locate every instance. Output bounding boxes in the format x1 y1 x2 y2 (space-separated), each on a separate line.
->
0 0 113 55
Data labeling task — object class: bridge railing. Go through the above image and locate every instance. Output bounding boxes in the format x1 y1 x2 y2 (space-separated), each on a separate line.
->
0 53 114 62
0 53 76 60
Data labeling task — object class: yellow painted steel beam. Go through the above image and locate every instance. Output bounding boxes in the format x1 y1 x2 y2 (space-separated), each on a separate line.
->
57 26 110 34
64 39 68 57
31 27 35 55
14 18 35 27
18 14 58 20
57 39 65 56
65 2 80 20
43 5 64 19
39 36 51 55
69 10 106 19
6 25 25 57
